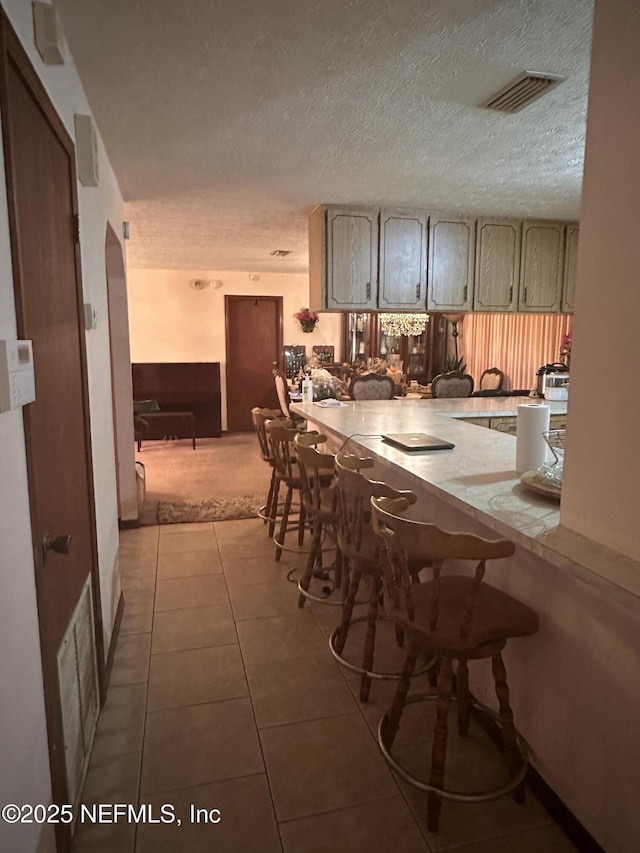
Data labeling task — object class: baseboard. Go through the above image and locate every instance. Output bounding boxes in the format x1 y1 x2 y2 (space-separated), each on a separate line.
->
118 517 140 529
469 704 605 853
102 591 124 699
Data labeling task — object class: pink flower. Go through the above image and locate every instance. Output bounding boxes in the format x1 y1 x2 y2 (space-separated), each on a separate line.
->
294 308 319 323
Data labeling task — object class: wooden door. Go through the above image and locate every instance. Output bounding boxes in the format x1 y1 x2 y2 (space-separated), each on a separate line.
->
427 217 475 311
379 209 428 309
518 220 564 312
474 220 521 312
326 207 378 309
225 296 282 431
562 223 579 313
0 13 102 851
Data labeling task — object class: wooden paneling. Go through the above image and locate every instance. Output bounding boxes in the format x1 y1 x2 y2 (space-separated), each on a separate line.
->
326 207 378 309
519 220 564 312
379 208 428 309
427 217 475 311
474 220 521 312
132 362 222 437
562 224 579 313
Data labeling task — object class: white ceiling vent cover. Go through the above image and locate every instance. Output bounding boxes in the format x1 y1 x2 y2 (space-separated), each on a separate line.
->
481 71 566 113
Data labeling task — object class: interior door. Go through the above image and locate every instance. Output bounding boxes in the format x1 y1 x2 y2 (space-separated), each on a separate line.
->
225 295 282 430
0 14 103 851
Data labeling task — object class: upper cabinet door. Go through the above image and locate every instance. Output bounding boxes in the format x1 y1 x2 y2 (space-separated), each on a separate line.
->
378 209 428 310
326 207 378 310
474 220 521 312
518 220 565 312
427 217 475 311
562 223 579 313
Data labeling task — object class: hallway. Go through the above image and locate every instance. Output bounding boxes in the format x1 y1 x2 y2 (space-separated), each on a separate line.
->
71 519 576 852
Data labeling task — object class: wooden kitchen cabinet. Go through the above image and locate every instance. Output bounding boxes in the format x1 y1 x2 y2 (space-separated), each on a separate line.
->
309 205 378 310
378 208 428 309
474 219 521 312
427 216 475 311
518 220 565 312
562 223 579 313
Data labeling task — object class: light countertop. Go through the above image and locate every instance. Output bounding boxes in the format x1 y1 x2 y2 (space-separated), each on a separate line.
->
291 396 640 606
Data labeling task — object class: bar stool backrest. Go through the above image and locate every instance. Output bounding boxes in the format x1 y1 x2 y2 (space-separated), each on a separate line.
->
251 407 285 462
370 495 516 635
294 433 335 515
334 454 417 563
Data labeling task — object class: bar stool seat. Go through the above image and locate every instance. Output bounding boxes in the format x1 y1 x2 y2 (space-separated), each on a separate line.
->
370 494 539 832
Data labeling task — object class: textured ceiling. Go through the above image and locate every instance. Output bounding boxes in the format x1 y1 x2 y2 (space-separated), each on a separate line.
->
55 0 594 272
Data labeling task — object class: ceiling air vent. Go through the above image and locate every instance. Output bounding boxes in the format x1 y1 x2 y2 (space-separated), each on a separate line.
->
270 249 292 257
481 71 566 113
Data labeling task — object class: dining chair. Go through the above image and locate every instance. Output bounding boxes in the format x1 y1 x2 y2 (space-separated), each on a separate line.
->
370 494 539 832
348 373 395 400
479 367 504 392
273 366 305 427
431 371 474 398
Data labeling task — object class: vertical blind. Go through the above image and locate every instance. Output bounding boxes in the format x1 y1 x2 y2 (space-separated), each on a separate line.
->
459 314 572 392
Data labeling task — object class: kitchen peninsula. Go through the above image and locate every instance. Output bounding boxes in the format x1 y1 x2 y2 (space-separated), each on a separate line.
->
291 396 640 853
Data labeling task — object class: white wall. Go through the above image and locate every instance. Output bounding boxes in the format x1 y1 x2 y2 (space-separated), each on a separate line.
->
0 3 124 851
560 0 640 561
127 268 344 429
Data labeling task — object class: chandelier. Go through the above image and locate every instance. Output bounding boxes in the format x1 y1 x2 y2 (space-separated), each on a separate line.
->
379 313 429 336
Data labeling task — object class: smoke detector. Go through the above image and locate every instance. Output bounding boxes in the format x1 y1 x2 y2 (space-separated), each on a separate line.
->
190 279 222 290
480 71 566 113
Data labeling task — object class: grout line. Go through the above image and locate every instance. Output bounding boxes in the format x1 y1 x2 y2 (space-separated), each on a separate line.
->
132 523 160 853
217 529 285 852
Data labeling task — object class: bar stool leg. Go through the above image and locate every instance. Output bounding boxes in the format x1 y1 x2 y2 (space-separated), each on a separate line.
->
268 477 281 538
492 652 525 803
381 641 420 750
360 575 382 702
275 486 293 561
297 518 323 608
428 656 453 832
457 658 471 737
334 563 361 655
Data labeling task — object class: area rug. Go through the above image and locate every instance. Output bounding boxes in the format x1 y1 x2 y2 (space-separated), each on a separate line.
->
157 494 264 524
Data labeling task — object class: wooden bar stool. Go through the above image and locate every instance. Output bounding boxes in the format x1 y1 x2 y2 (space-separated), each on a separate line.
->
331 453 432 702
293 433 341 607
370 495 539 832
251 407 287 529
265 421 314 561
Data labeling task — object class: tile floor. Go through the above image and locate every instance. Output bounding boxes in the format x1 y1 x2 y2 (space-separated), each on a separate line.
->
71 519 577 853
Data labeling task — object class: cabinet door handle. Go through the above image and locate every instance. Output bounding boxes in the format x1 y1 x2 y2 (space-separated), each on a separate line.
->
509 285 513 303
416 283 421 299
463 285 468 302
524 286 528 304
366 282 371 300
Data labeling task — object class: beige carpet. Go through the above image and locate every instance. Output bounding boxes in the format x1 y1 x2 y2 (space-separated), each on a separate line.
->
135 433 269 525
157 494 265 524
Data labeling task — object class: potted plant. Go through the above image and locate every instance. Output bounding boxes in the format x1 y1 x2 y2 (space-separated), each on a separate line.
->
295 307 320 333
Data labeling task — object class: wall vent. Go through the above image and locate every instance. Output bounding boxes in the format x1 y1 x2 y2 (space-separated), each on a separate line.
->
481 71 566 113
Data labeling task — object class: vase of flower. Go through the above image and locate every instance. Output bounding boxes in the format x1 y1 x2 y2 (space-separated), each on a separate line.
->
295 308 319 333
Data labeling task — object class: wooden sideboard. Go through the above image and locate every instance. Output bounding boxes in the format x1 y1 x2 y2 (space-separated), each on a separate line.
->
132 362 222 439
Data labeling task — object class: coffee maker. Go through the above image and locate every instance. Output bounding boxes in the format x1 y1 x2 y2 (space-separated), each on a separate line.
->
534 363 569 398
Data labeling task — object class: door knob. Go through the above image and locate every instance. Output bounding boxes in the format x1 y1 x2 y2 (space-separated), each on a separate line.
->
42 533 71 560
